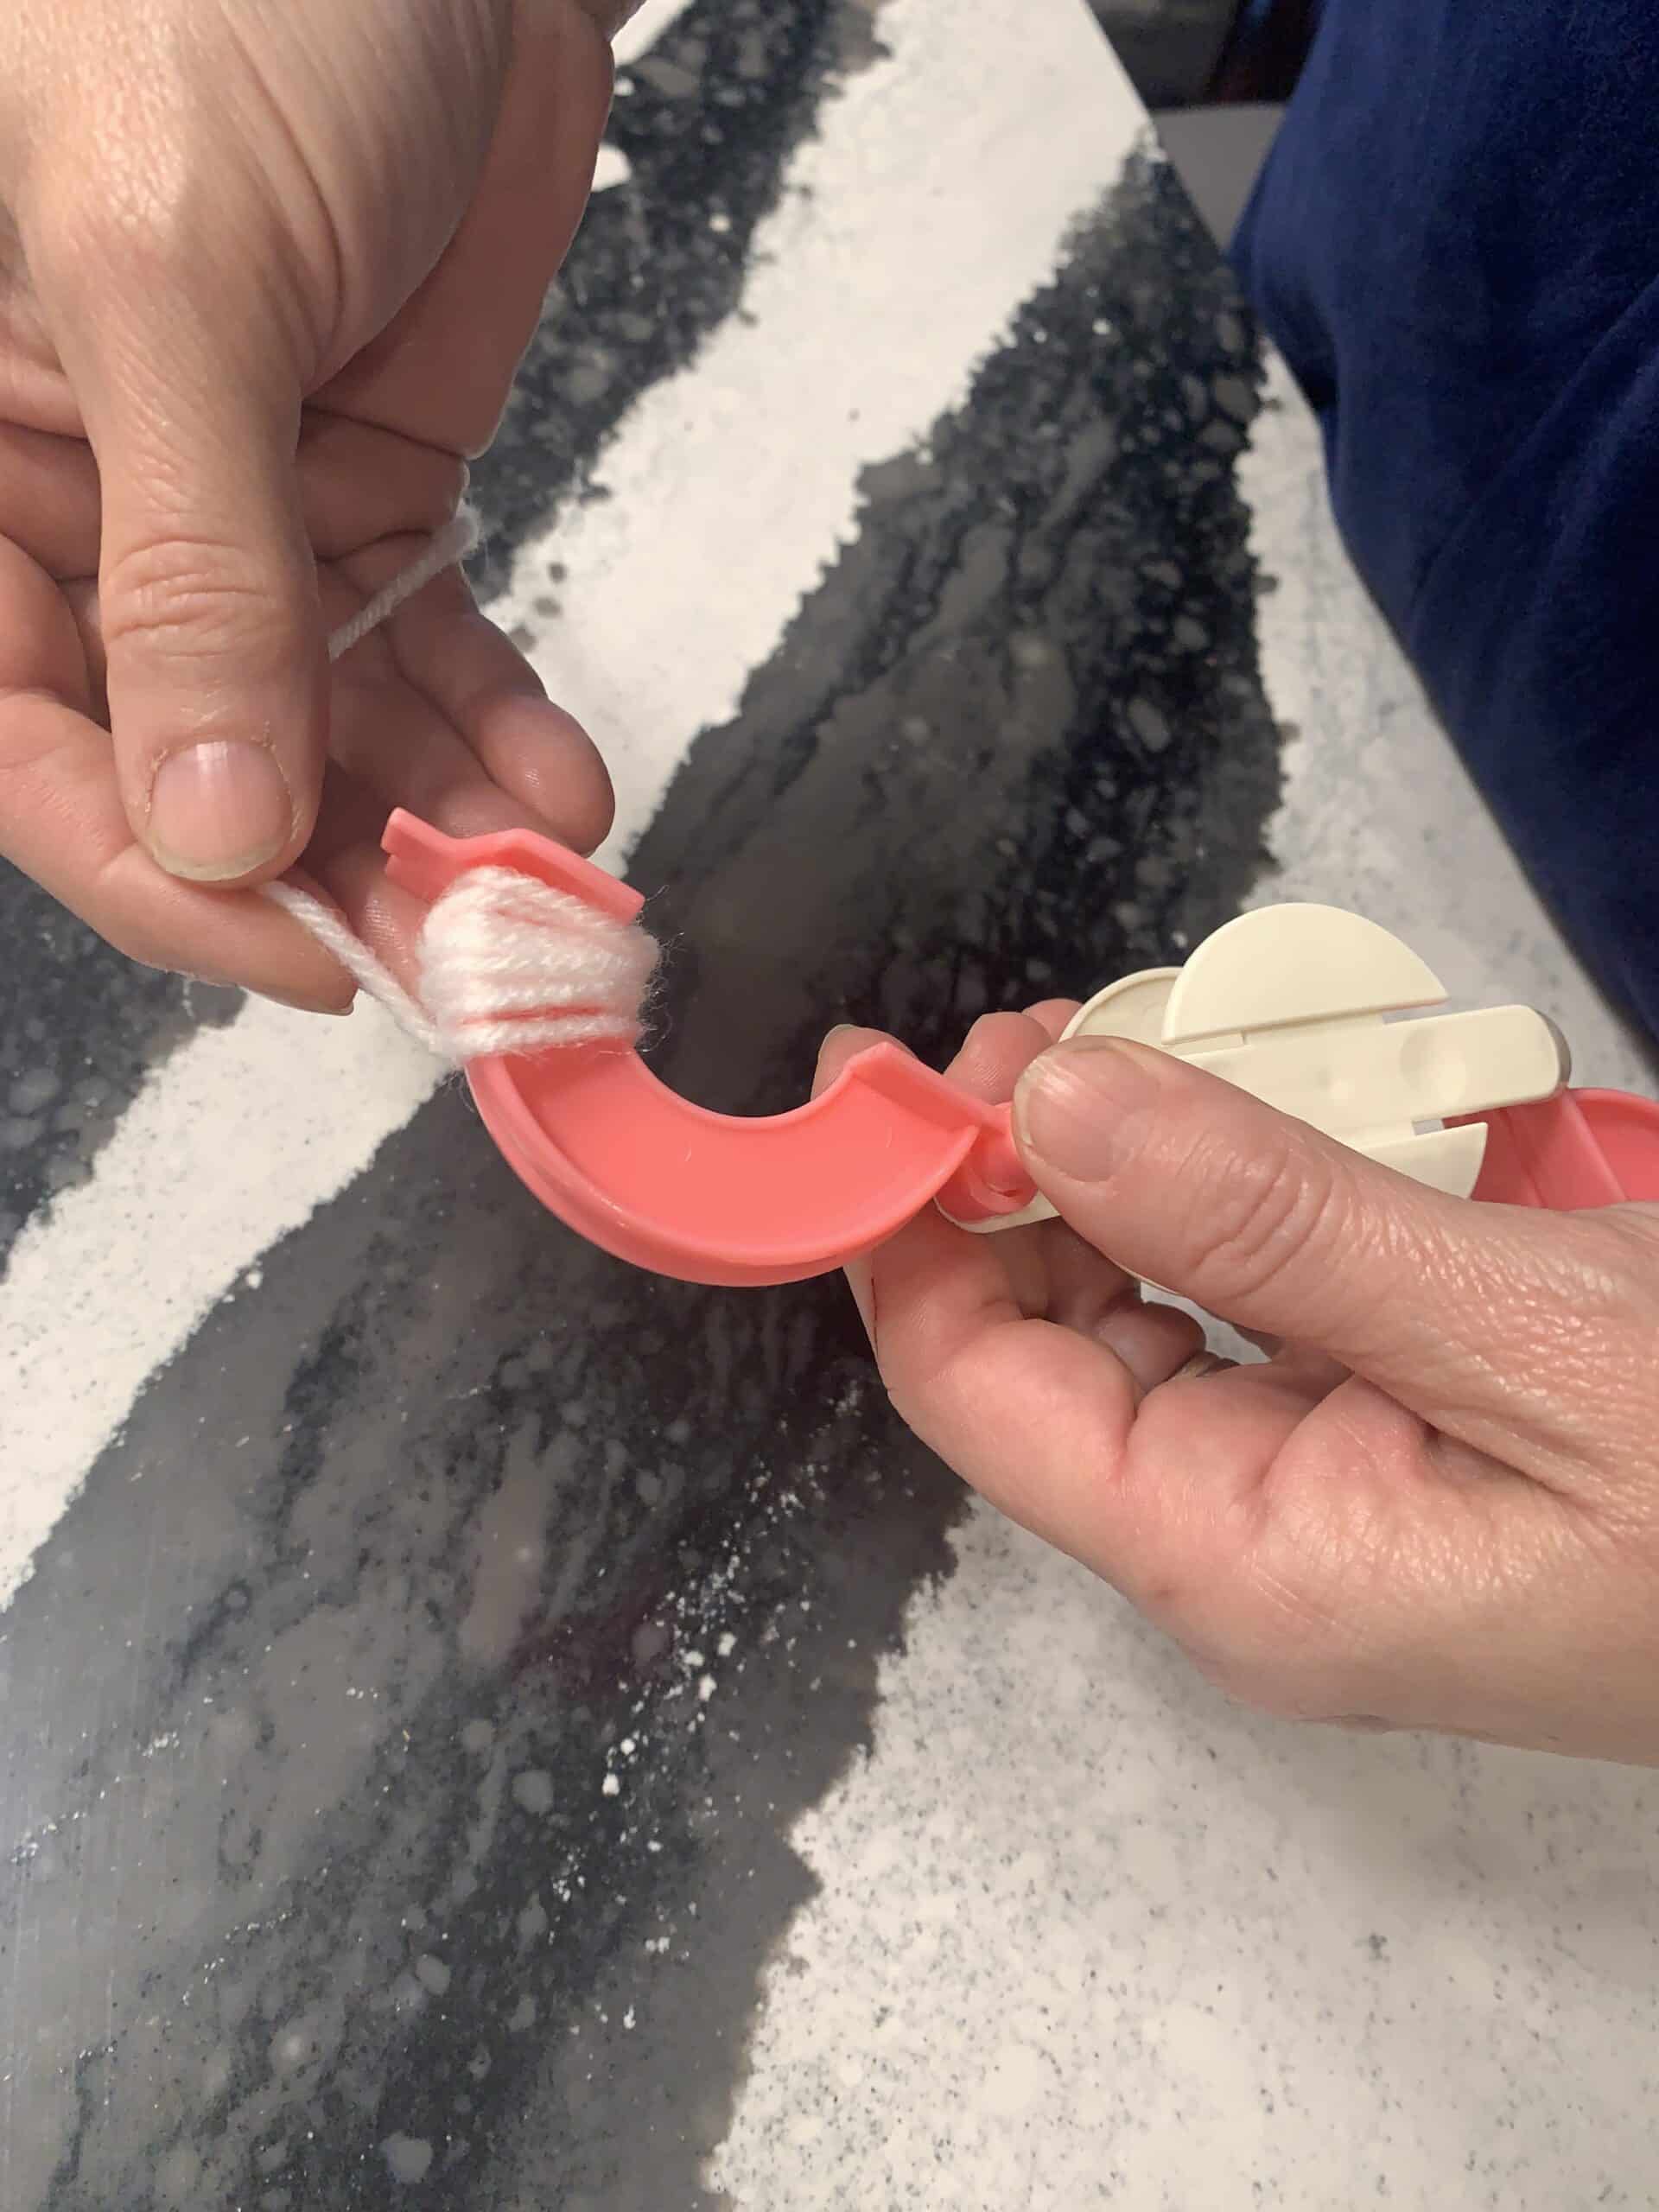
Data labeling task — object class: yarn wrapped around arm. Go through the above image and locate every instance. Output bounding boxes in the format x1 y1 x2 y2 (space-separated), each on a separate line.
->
263 511 660 1061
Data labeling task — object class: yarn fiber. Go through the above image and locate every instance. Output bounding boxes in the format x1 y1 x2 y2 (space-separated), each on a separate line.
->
260 507 658 1063
418 866 657 1058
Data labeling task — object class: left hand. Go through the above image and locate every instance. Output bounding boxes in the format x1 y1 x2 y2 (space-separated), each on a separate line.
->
0 0 620 1011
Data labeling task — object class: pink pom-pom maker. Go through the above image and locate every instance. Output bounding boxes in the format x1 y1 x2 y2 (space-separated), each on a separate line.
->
384 811 1659 1288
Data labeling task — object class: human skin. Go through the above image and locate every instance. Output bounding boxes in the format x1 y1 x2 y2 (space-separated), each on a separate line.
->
0 0 631 1010
817 1013 1659 1766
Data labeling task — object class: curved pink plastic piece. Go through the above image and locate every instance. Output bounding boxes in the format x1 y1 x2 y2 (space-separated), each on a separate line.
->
383 812 1035 1286
1459 1089 1659 1209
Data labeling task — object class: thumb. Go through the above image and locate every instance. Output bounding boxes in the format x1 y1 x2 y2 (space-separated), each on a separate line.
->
1012 1036 1601 1440
76 286 325 884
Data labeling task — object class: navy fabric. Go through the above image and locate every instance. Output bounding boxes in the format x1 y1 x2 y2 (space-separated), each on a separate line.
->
1232 1 1659 1043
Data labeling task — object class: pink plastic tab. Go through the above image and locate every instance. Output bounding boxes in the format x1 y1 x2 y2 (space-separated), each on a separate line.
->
1459 1090 1659 1210
383 812 1036 1285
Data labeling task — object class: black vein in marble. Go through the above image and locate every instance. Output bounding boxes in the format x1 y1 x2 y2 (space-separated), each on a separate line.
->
0 875 242 1261
467 0 856 594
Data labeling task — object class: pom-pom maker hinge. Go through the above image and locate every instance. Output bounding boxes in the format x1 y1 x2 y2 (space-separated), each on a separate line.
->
385 813 1659 1287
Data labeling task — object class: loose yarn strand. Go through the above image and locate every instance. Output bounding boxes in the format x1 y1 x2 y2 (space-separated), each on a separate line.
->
257 505 657 1062
260 877 448 1057
326 506 482 661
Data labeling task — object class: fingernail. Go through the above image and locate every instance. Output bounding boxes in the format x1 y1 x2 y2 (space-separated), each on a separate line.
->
148 741 292 880
823 1025 905 1055
1014 1037 1158 1179
258 988 355 1017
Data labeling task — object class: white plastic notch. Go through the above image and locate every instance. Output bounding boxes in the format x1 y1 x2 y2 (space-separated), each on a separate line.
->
963 905 1568 1236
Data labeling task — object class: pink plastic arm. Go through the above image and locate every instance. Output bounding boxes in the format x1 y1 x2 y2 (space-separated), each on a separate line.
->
382 811 1035 1286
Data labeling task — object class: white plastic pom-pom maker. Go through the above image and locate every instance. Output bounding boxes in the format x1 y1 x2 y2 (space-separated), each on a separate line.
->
382 810 1659 1287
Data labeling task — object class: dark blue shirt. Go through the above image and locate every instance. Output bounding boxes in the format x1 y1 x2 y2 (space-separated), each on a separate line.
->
1232 0 1659 1043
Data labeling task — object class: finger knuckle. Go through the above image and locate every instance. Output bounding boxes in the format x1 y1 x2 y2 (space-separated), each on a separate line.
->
100 533 290 664
401 457 472 540
300 426 469 549
1180 1121 1341 1310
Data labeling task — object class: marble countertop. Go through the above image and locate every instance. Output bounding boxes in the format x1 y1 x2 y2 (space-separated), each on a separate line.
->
3 3 1657 2207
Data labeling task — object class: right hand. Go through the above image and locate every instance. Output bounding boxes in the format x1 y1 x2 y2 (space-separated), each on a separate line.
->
819 1011 1659 1765
0 0 627 1010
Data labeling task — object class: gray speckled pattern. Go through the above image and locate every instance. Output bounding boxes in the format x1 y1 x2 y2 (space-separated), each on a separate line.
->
3 3 1658 2208
714 1504 1659 2211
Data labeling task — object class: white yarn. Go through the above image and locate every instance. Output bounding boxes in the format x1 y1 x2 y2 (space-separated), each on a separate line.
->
261 877 448 1055
325 506 482 660
257 505 658 1062
419 867 658 1057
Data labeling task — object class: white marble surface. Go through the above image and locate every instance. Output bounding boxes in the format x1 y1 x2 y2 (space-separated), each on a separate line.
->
714 1502 1659 2209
